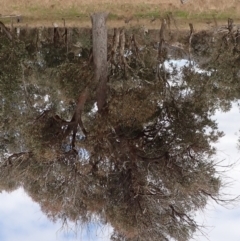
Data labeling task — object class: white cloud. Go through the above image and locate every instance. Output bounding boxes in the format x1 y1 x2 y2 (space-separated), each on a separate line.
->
192 104 240 241
0 188 111 241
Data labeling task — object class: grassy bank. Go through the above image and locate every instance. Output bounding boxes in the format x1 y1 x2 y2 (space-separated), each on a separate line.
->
1 0 240 30
1 0 240 20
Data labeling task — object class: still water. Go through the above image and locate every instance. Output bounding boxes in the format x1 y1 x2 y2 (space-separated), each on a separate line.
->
0 15 240 241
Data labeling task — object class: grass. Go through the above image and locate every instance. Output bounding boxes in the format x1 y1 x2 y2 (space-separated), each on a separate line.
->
1 0 240 26
174 10 189 18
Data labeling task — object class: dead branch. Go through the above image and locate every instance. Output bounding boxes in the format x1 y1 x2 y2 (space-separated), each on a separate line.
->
63 87 89 147
189 23 194 63
0 21 13 41
159 19 166 41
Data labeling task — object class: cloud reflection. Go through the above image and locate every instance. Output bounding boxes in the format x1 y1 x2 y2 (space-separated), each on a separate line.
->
193 104 240 241
0 188 111 241
0 101 239 241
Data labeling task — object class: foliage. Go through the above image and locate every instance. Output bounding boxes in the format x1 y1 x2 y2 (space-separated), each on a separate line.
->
0 19 240 241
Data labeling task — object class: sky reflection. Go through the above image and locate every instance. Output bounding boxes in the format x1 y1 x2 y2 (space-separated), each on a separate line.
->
0 188 112 241
0 105 240 241
193 103 240 241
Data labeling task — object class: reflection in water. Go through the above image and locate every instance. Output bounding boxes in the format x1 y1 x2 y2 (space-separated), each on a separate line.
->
0 15 240 241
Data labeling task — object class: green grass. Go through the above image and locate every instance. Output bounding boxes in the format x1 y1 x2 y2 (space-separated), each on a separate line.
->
56 7 88 19
108 13 121 20
174 10 189 18
134 10 160 19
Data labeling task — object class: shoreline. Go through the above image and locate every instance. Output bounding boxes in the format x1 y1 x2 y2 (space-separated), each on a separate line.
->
0 17 236 32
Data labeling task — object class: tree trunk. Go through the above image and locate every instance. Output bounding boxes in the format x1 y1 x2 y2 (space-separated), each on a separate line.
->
91 12 108 112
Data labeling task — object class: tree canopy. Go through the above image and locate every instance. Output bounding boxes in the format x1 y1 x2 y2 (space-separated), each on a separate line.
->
0 16 239 241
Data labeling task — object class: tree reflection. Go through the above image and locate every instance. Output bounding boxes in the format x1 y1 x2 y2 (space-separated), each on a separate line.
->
0 16 239 241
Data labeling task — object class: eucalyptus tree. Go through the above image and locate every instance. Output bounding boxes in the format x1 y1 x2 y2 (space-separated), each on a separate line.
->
0 15 238 241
